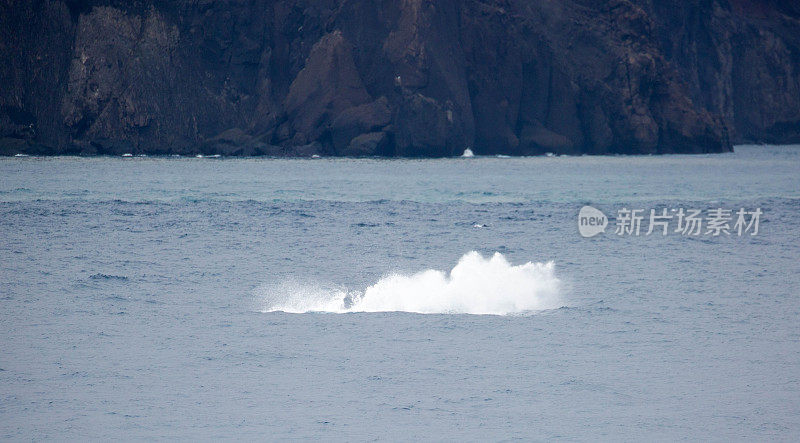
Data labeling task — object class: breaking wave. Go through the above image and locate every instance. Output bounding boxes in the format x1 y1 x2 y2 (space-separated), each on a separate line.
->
256 251 562 315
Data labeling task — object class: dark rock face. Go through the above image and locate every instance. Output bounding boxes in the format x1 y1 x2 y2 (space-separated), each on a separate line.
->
643 0 800 144
0 0 797 156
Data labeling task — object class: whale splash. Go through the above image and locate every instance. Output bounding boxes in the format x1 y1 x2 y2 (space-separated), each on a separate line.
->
256 251 562 315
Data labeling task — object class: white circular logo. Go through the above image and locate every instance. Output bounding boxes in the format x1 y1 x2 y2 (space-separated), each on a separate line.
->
578 206 608 238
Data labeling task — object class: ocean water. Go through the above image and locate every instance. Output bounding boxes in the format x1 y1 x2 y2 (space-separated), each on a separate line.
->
1 145 799 440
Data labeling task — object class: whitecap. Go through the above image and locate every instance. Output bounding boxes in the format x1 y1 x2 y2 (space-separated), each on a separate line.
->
256 251 562 315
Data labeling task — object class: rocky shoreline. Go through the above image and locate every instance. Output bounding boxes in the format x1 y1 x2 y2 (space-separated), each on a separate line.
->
1 0 798 157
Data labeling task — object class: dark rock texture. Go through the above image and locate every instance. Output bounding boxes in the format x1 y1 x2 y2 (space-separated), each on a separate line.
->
642 0 800 144
1 0 798 156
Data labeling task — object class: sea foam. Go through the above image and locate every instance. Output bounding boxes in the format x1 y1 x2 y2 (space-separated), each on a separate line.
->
257 251 562 315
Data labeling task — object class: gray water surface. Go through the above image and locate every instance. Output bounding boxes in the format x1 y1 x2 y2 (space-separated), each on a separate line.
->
1 146 799 440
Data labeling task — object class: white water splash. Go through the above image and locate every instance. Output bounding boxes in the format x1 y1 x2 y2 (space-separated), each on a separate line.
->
256 251 562 315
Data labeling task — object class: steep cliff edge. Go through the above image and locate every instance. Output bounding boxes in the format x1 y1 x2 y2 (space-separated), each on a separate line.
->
0 0 796 156
642 0 800 144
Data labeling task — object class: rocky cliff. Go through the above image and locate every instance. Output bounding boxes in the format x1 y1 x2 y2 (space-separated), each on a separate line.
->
1 0 798 156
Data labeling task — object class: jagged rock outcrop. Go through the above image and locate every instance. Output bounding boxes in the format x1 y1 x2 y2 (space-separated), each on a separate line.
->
1 0 797 156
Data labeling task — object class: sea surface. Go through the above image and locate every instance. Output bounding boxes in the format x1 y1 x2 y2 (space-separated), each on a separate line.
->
1 145 799 440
